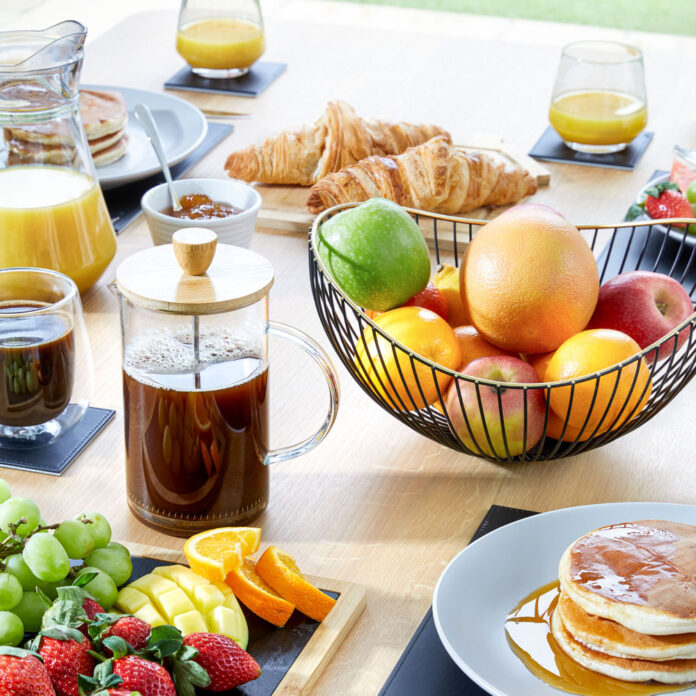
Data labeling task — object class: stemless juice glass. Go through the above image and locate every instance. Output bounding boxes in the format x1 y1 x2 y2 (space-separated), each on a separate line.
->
0 268 93 448
549 41 647 154
176 0 266 79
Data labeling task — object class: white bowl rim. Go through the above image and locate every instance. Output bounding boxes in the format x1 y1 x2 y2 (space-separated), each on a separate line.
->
141 178 262 227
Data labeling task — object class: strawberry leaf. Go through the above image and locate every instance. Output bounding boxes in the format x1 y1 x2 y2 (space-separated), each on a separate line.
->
39 625 85 642
644 180 679 199
171 656 211 696
41 598 88 631
73 572 98 588
88 612 126 644
145 624 184 660
625 202 645 221
0 645 42 660
102 635 131 659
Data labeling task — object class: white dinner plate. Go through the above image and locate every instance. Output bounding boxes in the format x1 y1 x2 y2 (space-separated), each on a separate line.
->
82 85 207 190
433 502 696 696
634 173 696 246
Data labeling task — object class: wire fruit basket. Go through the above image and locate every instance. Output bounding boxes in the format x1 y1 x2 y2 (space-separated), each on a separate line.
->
308 204 696 462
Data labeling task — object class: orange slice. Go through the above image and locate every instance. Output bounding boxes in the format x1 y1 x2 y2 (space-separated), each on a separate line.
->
226 558 295 627
256 546 336 622
184 527 261 582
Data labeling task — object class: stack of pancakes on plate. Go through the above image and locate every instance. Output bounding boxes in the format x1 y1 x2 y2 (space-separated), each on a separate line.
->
553 520 696 685
5 89 128 167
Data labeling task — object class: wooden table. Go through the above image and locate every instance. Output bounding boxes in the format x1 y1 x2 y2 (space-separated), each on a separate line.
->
6 10 696 694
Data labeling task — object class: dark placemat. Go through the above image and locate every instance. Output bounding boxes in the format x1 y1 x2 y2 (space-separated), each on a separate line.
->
104 121 234 233
165 62 287 97
379 505 537 696
529 125 653 170
128 556 338 695
0 406 115 476
597 169 696 296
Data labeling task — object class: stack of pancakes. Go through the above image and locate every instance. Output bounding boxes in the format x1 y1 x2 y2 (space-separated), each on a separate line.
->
5 89 128 168
553 520 696 685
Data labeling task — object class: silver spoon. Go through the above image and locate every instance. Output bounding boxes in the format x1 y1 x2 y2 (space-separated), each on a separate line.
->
134 103 181 212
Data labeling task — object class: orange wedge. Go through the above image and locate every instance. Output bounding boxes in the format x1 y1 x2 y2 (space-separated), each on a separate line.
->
256 546 336 622
226 558 295 627
184 527 261 582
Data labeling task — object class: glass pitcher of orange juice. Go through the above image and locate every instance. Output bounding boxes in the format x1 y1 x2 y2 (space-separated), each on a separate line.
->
0 21 116 293
176 0 266 79
549 41 647 154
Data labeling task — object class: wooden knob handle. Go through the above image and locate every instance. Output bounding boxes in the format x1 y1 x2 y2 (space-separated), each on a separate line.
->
172 228 218 276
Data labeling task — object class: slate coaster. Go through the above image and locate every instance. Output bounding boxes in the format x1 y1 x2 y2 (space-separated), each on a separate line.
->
0 406 115 476
597 169 696 296
104 122 234 233
529 125 653 170
127 555 338 695
379 505 537 696
165 62 287 97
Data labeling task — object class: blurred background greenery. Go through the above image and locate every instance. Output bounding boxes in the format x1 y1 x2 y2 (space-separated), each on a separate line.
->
334 0 696 36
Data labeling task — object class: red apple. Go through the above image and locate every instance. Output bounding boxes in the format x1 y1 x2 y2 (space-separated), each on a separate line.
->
445 356 546 457
588 271 694 362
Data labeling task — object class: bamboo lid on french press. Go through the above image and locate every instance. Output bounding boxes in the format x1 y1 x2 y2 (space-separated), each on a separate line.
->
115 228 274 314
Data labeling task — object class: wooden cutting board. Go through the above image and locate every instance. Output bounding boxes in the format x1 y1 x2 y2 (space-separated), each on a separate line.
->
127 542 366 696
253 133 550 238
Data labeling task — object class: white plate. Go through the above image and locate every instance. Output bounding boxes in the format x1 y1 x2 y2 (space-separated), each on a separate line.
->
634 173 696 245
82 85 207 190
433 502 696 696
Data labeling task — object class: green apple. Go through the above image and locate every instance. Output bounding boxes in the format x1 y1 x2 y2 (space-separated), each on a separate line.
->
317 198 430 311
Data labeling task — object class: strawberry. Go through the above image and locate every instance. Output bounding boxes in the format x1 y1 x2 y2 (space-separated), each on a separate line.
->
82 597 105 621
89 614 151 655
34 628 96 696
182 633 261 691
0 647 56 696
645 188 695 222
112 656 176 696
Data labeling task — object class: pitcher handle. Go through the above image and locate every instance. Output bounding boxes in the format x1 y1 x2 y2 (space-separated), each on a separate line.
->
264 321 339 465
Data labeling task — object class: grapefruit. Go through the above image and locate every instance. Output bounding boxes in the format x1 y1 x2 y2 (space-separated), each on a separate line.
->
461 204 599 354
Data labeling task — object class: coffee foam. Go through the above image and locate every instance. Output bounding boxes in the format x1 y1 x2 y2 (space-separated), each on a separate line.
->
124 327 262 378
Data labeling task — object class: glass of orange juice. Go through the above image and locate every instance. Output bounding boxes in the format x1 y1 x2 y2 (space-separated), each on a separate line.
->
176 0 265 79
549 41 647 154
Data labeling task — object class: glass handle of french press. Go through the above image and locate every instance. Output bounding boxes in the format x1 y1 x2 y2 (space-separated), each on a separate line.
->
264 321 339 465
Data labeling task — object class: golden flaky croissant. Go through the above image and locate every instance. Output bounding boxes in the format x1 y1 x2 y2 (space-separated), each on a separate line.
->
306 136 538 215
224 101 450 186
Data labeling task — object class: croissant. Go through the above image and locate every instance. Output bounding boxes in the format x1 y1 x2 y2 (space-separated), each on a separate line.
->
224 101 450 186
306 136 538 215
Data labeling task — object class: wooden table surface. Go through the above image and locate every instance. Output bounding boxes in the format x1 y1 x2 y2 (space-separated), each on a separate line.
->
6 9 696 695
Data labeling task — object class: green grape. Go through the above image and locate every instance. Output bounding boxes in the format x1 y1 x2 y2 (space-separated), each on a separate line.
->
0 573 22 611
0 480 11 505
54 520 95 559
0 611 23 646
76 566 117 609
39 578 67 601
0 497 40 537
12 591 46 633
5 554 39 592
35 517 48 533
687 180 696 205
23 534 70 583
106 541 131 561
75 512 111 548
85 547 133 587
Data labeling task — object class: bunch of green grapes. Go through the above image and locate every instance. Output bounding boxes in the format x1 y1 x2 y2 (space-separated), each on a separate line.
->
0 478 133 646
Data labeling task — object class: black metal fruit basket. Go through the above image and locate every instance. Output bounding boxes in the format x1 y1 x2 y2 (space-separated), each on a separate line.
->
308 203 696 462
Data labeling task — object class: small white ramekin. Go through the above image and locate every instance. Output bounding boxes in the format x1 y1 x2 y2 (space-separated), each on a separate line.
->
141 178 262 248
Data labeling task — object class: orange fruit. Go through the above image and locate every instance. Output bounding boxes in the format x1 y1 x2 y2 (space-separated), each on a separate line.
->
184 527 261 582
543 409 603 442
256 546 336 622
226 558 295 627
455 325 515 370
546 329 652 432
432 264 470 327
525 351 555 382
355 306 462 410
462 204 599 354
403 281 448 320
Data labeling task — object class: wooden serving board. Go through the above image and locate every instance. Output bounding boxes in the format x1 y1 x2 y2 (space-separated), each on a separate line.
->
254 133 550 240
127 542 366 696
